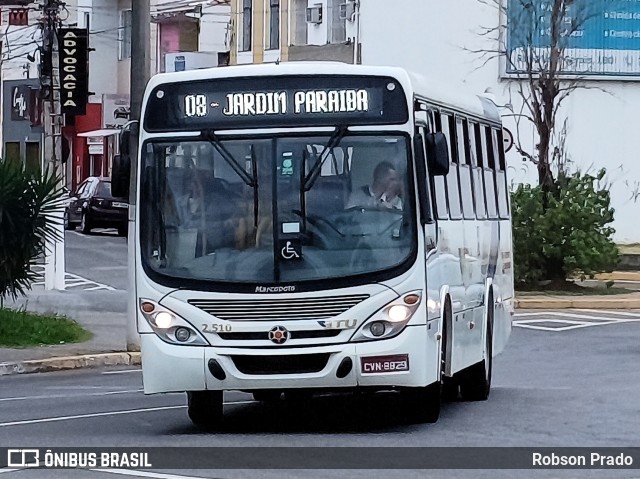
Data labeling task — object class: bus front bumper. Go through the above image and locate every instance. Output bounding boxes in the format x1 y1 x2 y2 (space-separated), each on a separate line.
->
140 325 438 394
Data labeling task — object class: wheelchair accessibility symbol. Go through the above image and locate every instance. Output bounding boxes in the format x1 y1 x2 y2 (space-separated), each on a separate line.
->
281 241 301 260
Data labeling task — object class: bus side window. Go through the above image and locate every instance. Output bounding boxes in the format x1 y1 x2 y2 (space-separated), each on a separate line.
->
483 126 498 219
472 122 487 220
492 128 510 219
442 113 461 220
430 112 449 220
456 118 474 220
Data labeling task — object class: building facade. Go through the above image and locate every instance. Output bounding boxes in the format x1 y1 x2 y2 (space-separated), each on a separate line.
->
1 0 231 191
228 0 640 244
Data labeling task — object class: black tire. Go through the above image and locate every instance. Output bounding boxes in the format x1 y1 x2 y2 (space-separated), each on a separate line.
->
442 377 459 402
283 389 313 402
117 224 128 237
80 212 92 234
252 390 282 402
440 300 458 402
187 391 223 428
403 298 450 424
459 295 494 401
64 209 75 230
403 381 441 424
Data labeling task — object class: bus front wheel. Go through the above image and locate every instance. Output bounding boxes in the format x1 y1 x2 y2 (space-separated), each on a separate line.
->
187 391 223 428
402 382 441 424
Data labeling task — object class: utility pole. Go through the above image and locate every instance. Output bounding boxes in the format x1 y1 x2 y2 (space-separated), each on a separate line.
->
41 0 65 291
126 0 151 351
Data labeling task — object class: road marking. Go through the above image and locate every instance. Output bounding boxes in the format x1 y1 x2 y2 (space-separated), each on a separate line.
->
0 401 255 427
102 369 141 375
515 312 613 320
573 309 640 318
93 469 217 479
514 310 640 332
0 470 21 474
0 405 186 427
0 390 142 403
29 264 117 291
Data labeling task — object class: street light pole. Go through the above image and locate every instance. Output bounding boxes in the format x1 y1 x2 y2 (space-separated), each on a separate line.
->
126 0 151 352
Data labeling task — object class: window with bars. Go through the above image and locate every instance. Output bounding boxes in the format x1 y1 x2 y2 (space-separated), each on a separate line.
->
268 0 280 50
119 9 131 60
240 0 252 52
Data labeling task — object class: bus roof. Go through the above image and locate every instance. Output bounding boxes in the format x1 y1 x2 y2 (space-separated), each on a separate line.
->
147 62 500 124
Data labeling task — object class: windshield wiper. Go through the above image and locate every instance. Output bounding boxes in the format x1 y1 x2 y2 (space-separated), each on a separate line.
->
201 129 260 229
201 130 256 188
303 126 348 191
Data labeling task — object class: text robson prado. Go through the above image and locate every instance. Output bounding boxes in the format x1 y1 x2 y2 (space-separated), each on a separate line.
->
532 453 633 467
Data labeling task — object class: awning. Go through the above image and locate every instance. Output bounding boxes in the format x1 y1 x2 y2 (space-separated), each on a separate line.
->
77 129 121 138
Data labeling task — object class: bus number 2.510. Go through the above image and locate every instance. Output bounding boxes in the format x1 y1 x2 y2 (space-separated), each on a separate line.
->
185 94 208 117
202 323 232 334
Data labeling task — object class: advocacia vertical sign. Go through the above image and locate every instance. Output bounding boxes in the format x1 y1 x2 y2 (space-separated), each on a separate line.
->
58 28 88 116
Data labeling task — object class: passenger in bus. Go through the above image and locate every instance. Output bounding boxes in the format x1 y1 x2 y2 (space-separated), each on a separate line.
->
194 161 243 253
346 161 403 210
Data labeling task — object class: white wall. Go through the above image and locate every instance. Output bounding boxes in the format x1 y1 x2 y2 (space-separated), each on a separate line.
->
358 0 640 243
87 0 121 98
306 0 328 45
200 4 231 54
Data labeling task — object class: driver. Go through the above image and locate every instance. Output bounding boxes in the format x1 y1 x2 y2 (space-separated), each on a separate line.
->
346 161 403 210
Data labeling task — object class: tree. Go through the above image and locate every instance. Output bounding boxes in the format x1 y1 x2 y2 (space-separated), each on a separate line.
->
470 1 622 284
0 160 65 305
511 168 618 284
473 0 598 189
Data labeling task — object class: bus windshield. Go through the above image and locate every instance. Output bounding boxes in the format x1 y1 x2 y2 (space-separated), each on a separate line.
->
140 134 416 287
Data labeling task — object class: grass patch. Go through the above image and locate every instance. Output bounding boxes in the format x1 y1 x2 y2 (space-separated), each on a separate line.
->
516 281 637 296
0 308 92 348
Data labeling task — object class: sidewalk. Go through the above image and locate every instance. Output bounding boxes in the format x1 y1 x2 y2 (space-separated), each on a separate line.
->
1 284 639 376
515 291 640 309
0 288 133 374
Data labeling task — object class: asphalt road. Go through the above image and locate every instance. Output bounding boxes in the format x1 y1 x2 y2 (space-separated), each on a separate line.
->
1 312 640 479
64 229 128 290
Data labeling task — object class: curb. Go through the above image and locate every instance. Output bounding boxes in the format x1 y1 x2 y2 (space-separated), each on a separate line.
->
0 352 141 377
593 272 640 282
515 297 640 310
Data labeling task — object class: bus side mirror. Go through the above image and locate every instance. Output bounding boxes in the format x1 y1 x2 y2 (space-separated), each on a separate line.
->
413 133 433 225
426 132 450 176
111 121 138 198
112 154 130 198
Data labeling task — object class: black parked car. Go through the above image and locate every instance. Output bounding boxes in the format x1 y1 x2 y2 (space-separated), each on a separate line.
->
64 177 128 236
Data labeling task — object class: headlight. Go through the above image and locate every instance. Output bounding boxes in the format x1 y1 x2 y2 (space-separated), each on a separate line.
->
350 291 422 342
139 299 209 346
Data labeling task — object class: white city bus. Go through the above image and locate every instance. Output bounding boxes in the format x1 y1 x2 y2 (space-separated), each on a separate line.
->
113 62 514 427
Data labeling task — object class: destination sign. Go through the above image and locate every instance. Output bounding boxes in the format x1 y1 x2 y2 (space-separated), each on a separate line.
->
144 76 408 132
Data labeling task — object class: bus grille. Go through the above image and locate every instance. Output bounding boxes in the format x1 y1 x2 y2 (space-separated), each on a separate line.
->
230 354 330 375
218 330 341 341
188 294 369 321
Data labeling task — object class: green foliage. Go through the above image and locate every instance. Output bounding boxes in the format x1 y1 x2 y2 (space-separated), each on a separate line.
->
511 168 619 285
0 160 65 301
0 307 91 347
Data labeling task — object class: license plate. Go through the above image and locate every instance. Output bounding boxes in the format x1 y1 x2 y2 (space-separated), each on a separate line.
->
361 354 409 374
112 202 128 208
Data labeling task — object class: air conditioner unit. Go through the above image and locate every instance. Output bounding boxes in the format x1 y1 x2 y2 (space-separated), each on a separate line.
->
306 4 322 24
339 1 356 21
164 51 221 73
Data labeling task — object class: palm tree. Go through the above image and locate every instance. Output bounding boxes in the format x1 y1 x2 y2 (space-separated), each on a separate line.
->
0 159 66 306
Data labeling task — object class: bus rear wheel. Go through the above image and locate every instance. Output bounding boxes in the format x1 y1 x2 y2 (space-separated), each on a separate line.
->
187 391 223 428
459 299 494 401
